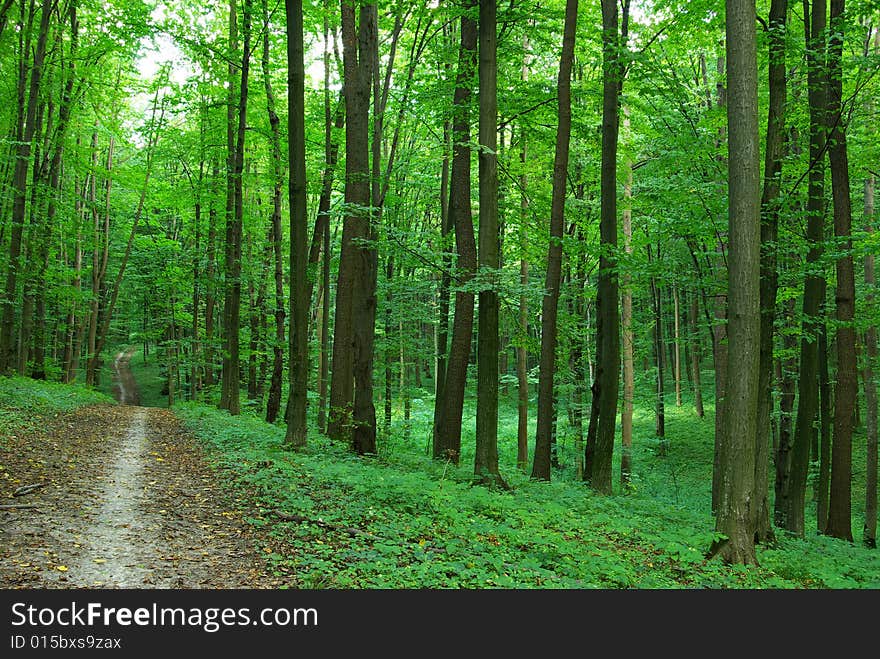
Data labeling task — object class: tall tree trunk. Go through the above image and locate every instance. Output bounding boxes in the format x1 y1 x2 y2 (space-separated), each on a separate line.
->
711 0 760 565
825 0 856 542
672 286 682 407
532 0 577 481
816 321 832 530
863 171 877 548
0 0 51 374
754 0 787 544
688 293 705 418
474 0 505 488
204 162 218 388
433 2 477 463
621 120 634 484
220 0 247 415
779 0 827 535
584 0 626 494
516 38 530 473
433 115 452 418
334 0 377 453
649 253 666 449
710 52 729 514
285 0 309 447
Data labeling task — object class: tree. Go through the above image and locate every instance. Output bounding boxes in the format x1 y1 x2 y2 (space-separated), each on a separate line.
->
584 0 627 494
710 0 760 565
285 0 308 448
754 0 787 543
532 0 578 481
776 0 828 537
824 0 856 542
474 0 505 487
433 1 477 464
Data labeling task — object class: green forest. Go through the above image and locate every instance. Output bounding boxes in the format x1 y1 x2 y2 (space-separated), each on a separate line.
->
1 0 879 590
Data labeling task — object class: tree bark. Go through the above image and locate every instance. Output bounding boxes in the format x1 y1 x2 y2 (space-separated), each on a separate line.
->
754 0 787 544
688 293 705 418
433 3 477 463
584 0 626 494
262 0 287 423
711 0 760 565
285 0 309 447
863 171 877 548
532 0 577 481
474 0 505 488
824 0 856 542
780 0 827 535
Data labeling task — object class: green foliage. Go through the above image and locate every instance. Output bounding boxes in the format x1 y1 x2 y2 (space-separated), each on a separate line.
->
174 387 880 589
0 376 113 438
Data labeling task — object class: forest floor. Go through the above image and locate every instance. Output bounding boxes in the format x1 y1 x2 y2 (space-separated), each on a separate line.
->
0 354 293 588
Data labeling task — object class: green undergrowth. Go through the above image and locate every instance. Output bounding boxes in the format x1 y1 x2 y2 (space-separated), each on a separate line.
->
174 399 880 589
0 375 114 439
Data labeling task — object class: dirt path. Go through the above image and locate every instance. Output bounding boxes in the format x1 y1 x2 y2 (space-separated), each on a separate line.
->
112 348 140 406
0 359 294 588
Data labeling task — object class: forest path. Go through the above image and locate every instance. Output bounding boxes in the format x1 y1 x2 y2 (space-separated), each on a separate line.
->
111 347 140 405
0 404 290 588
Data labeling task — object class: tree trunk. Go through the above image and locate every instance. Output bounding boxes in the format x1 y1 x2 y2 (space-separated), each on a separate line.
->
220 0 248 415
673 286 682 407
621 125 634 484
584 0 625 494
754 0 787 544
262 0 287 423
688 293 705 418
711 0 760 565
824 0 856 542
337 1 377 454
285 0 309 447
474 0 506 488
532 0 577 481
433 3 477 463
862 172 877 548
780 0 827 535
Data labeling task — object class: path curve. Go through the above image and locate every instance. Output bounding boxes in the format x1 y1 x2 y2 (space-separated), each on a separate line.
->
112 348 140 406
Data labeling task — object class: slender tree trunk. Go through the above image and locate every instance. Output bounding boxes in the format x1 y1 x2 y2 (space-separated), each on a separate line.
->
621 127 634 484
711 0 760 565
780 0 827 535
204 162 218 389
516 40 530 473
710 51 729 514
433 3 477 463
689 293 705 417
532 0 577 481
585 0 626 494
334 1 377 453
261 0 287 423
474 0 505 488
649 255 666 449
434 116 452 415
220 0 247 415
673 286 682 407
754 0 787 544
862 171 877 548
817 322 833 530
285 0 309 447
825 0 856 541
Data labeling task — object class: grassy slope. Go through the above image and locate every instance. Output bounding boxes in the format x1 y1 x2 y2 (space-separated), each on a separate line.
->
0 376 114 439
3 373 875 588
174 382 880 588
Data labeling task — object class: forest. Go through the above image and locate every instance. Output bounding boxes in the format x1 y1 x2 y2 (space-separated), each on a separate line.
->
1 0 879 589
